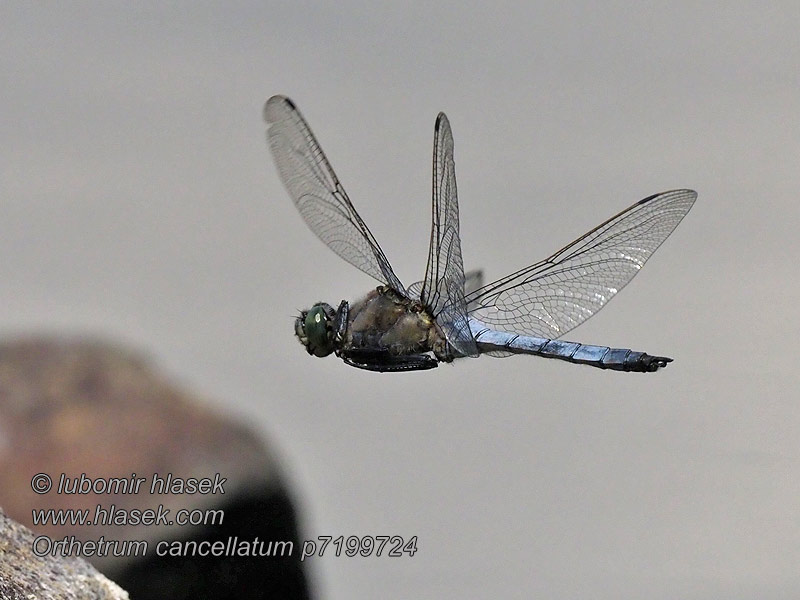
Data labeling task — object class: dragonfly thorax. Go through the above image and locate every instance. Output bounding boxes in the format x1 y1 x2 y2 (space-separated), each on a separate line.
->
295 302 336 357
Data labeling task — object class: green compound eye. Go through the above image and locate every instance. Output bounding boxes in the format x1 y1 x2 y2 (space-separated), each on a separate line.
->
304 305 334 357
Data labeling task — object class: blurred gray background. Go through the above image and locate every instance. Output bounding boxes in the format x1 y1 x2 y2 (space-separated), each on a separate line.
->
2 3 799 599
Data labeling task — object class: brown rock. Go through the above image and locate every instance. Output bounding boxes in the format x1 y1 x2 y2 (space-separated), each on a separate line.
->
0 508 129 599
0 337 310 599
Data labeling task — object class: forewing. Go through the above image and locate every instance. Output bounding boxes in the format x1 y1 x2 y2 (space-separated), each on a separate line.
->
419 113 477 356
264 95 405 294
466 189 697 339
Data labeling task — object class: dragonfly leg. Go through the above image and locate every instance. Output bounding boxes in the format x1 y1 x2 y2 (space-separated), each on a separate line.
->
333 300 349 345
340 349 438 372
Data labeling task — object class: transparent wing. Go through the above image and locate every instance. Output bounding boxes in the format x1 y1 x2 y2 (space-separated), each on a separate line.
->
419 113 477 356
466 189 697 339
264 95 405 294
407 269 482 301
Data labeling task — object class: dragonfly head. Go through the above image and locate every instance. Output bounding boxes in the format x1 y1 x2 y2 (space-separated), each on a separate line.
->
295 302 336 357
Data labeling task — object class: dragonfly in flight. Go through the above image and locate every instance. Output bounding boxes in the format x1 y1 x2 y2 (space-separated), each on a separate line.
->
264 95 695 373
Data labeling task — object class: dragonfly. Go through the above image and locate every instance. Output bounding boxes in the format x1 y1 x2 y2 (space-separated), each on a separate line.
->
264 95 696 373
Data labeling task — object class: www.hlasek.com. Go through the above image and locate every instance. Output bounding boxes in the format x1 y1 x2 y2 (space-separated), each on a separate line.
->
29 472 418 560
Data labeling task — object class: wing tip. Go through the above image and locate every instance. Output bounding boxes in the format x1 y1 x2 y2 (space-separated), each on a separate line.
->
637 188 698 206
263 94 296 124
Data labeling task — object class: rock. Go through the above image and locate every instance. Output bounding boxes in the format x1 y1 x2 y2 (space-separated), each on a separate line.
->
0 508 129 599
0 337 311 599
